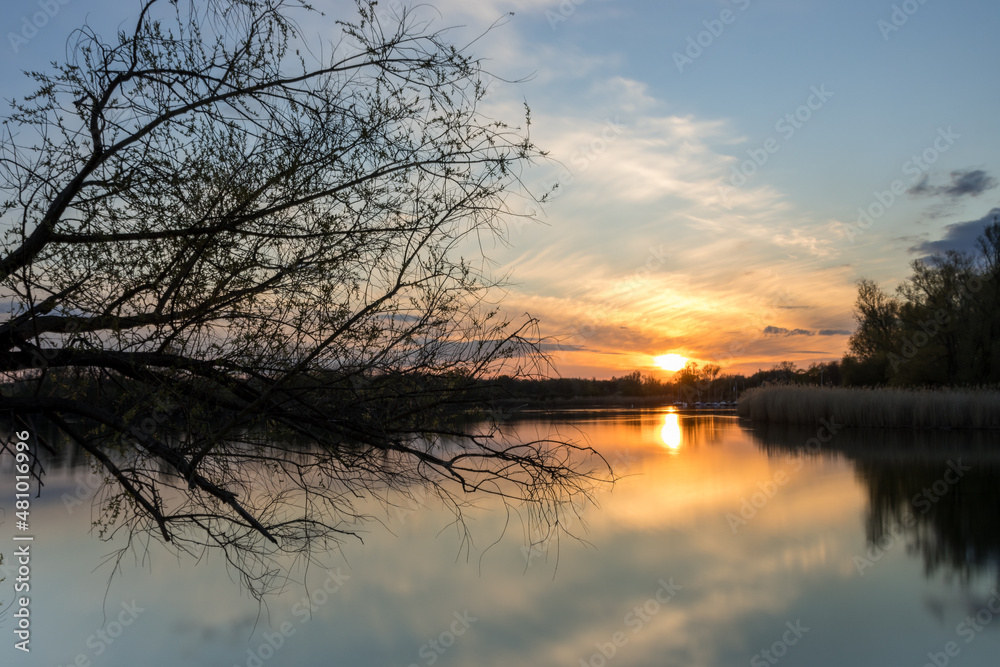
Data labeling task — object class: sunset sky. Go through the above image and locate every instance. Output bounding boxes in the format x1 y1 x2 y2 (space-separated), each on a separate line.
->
4 0 999 377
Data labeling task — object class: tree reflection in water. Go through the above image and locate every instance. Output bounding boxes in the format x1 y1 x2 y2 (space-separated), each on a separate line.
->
743 421 1000 584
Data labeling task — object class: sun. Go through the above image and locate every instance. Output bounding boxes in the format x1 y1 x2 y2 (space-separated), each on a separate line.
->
654 353 687 372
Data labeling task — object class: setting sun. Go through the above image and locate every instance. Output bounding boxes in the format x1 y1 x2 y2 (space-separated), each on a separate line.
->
654 353 687 371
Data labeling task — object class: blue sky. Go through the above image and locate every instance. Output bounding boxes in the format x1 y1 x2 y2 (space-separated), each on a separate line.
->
4 0 999 376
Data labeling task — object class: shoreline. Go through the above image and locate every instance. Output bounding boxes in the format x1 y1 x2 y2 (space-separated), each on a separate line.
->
736 385 1000 430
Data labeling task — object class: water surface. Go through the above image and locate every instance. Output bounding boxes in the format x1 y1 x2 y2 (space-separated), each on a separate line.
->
3 409 1000 666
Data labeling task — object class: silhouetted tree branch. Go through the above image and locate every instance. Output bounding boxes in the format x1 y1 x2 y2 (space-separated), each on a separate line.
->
0 0 609 597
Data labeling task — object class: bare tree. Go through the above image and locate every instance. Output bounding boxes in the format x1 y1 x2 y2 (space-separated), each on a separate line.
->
0 0 608 595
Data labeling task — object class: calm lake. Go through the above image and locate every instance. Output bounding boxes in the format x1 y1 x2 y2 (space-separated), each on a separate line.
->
4 408 1000 666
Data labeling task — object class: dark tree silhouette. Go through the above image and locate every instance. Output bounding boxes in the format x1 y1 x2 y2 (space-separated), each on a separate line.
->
843 219 1000 387
0 0 608 595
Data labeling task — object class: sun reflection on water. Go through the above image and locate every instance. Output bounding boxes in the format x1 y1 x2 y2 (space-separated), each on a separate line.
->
660 411 682 452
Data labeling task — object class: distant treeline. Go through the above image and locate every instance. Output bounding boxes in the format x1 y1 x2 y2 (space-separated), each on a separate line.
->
4 357 844 421
843 218 1000 387
487 359 842 405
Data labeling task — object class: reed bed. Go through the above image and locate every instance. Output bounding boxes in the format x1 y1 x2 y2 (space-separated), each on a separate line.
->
737 385 1000 429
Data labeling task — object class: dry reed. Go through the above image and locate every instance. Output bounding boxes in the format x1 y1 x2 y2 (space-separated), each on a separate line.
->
736 385 1000 429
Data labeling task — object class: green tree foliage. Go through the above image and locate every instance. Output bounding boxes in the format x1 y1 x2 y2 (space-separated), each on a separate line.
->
843 218 1000 386
842 279 901 385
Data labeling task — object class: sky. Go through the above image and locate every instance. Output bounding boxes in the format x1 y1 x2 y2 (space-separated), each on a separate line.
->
3 0 1000 378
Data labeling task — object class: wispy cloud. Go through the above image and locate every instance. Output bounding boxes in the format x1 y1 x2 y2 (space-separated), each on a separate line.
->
763 326 813 336
763 326 850 337
908 169 998 199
